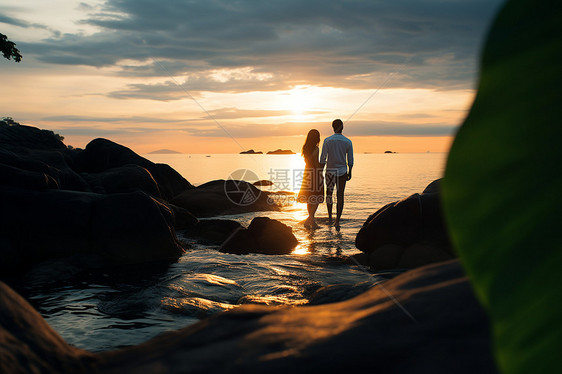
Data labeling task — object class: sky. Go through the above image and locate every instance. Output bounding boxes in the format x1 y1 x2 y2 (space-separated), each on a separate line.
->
1 0 505 154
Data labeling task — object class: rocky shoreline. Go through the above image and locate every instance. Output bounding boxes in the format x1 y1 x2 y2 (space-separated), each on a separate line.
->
0 122 284 276
0 122 495 373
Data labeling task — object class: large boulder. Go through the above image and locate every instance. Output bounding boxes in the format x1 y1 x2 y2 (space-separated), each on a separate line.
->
0 187 184 275
220 217 298 255
171 179 278 217
0 139 90 192
0 260 497 373
73 138 192 200
355 179 454 270
0 125 192 275
81 164 161 196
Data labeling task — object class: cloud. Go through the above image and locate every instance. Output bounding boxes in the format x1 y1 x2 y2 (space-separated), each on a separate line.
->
42 114 454 140
41 114 185 123
178 120 456 138
18 0 504 91
106 68 290 100
0 14 29 28
0 11 61 37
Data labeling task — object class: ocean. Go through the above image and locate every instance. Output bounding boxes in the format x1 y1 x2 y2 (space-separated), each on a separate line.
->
19 153 447 352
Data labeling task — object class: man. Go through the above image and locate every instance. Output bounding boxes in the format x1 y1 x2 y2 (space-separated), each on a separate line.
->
320 119 354 230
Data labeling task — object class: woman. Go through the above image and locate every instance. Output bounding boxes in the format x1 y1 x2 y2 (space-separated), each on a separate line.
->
297 129 324 229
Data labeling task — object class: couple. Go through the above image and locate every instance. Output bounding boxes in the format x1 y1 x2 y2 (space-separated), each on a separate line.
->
298 119 354 230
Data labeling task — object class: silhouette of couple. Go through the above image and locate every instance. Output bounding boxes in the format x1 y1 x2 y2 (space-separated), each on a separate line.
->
297 119 354 230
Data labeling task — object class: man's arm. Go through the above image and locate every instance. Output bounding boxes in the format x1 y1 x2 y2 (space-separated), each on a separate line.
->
347 141 354 180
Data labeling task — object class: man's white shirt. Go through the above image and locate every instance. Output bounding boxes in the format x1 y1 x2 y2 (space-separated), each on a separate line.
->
320 133 354 177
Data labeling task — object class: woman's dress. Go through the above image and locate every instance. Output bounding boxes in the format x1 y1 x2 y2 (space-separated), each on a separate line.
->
297 147 324 204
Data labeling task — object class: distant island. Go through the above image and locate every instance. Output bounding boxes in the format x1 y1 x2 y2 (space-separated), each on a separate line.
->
148 149 183 154
384 150 397 154
267 149 295 155
240 149 263 154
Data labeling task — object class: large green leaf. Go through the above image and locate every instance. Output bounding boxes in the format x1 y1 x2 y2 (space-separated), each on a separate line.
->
442 0 562 373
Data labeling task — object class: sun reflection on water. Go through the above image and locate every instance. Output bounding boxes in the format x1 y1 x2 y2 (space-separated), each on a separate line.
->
292 243 311 255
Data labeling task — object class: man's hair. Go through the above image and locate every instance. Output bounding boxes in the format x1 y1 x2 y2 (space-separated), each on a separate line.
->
332 119 343 133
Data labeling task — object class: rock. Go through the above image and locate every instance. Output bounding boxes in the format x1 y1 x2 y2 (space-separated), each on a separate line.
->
253 180 273 186
0 141 90 192
80 164 161 196
165 203 199 230
396 243 454 269
0 260 497 373
308 281 373 305
73 138 193 200
266 149 295 154
0 122 66 151
220 217 298 255
0 187 184 275
90 191 185 264
0 282 95 374
355 179 454 270
369 244 405 271
0 162 59 190
0 125 194 274
422 178 441 194
171 180 278 217
240 149 263 154
185 219 242 244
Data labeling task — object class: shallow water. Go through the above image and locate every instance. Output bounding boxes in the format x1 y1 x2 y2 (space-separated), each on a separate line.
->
18 153 447 352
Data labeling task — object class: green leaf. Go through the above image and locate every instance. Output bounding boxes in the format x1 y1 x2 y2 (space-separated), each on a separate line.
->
442 0 562 373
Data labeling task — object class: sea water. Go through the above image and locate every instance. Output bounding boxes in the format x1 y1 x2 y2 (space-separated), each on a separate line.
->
18 153 447 352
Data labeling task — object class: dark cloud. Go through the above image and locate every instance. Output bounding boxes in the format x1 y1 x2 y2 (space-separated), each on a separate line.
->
0 10 62 37
19 0 504 92
0 14 29 28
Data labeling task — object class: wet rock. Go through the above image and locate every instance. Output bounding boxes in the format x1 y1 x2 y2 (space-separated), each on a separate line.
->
355 179 454 270
220 217 298 255
90 191 184 264
185 219 242 244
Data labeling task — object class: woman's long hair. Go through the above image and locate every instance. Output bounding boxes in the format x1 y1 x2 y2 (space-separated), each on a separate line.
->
301 129 320 158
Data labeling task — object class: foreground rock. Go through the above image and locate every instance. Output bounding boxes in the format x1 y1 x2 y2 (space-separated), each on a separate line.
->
0 260 497 373
355 179 455 270
220 217 298 255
